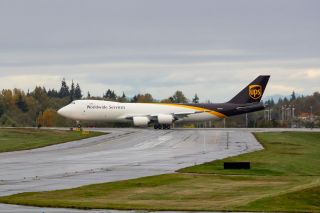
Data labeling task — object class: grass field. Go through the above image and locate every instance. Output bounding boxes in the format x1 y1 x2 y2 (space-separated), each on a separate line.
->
0 128 105 153
180 132 320 176
0 131 319 212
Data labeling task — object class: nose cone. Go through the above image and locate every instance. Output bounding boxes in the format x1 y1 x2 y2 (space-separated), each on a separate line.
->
57 106 68 118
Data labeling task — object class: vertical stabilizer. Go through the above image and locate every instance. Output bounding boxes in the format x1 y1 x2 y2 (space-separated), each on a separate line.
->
227 75 270 104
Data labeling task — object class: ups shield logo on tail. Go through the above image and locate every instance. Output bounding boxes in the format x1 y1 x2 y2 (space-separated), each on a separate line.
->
249 85 262 100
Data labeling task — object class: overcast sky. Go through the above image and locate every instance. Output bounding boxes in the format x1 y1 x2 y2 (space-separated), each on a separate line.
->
0 0 319 102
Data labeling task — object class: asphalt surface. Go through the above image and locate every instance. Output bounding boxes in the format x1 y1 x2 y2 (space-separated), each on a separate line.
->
0 204 249 213
0 128 263 196
1 127 311 212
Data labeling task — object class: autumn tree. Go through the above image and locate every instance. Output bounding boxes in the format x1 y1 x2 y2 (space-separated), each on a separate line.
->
132 93 154 103
1 89 14 107
37 108 57 127
32 87 48 102
160 98 172 103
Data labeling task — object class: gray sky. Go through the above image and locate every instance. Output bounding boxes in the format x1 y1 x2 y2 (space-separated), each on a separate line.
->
0 0 319 102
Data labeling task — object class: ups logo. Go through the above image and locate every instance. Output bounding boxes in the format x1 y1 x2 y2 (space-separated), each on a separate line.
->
249 85 262 100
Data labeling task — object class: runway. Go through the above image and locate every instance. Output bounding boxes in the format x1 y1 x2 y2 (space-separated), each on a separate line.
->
1 128 319 212
0 128 262 197
0 128 265 212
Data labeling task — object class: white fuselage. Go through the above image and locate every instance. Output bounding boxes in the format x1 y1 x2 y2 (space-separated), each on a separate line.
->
57 100 223 123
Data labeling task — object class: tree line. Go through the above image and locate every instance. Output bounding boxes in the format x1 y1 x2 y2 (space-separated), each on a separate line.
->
0 78 319 128
0 79 200 127
224 91 320 128
89 89 199 104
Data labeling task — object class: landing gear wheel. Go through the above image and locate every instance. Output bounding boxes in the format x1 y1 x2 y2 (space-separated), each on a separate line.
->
154 124 171 130
154 124 161 129
161 124 171 130
76 121 82 131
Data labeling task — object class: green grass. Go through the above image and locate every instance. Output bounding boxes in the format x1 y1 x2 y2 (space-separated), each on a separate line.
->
0 128 105 153
180 132 320 176
238 185 320 212
0 174 312 211
0 131 319 212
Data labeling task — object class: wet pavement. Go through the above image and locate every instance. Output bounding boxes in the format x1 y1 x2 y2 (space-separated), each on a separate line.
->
1 127 299 212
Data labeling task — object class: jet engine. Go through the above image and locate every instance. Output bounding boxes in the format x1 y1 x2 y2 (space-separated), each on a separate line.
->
157 114 174 124
133 116 150 126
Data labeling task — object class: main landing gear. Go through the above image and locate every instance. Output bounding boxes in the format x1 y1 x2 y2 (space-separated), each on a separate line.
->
154 124 171 130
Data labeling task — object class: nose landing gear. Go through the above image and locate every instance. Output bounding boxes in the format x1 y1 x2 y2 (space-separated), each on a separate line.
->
76 120 83 131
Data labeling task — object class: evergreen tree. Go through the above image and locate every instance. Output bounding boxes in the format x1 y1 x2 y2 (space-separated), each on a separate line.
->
47 89 59 98
291 91 296 101
0 101 4 117
69 80 75 102
74 83 82 99
131 95 138 102
104 89 117 101
87 91 91 99
103 89 111 99
59 78 70 98
47 89 51 97
15 94 28 112
270 98 275 106
192 93 199 103
110 90 117 100
171 91 187 103
117 92 127 102
265 98 275 107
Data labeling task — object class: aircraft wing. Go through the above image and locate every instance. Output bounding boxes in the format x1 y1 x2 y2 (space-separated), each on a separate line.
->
124 110 210 121
170 110 211 119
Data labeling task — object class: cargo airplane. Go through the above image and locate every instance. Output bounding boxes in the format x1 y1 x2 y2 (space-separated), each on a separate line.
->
58 75 270 129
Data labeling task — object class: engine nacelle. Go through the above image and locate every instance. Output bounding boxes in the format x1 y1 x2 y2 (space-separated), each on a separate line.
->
157 114 174 124
133 116 150 126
